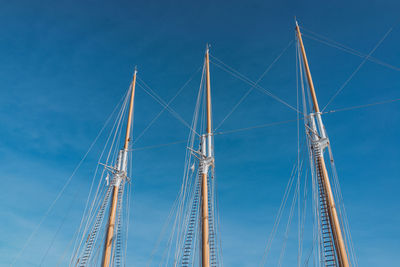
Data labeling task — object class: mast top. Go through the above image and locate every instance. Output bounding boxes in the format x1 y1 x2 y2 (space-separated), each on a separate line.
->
123 69 137 150
295 22 321 113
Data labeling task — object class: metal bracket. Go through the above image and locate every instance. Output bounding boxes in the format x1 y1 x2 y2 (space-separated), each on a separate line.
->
305 123 321 140
187 146 202 160
99 162 118 172
199 156 214 175
99 162 129 187
318 137 329 150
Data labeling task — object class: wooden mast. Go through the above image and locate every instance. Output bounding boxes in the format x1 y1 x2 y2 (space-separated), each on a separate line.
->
201 45 212 267
101 69 137 267
295 22 350 267
124 69 137 151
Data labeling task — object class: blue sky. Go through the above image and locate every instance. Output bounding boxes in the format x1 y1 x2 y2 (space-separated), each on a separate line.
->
0 0 399 266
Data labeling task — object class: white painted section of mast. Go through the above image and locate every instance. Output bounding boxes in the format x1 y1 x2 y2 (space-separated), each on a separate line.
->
201 135 209 174
202 135 207 157
315 112 327 139
207 134 212 158
309 114 319 141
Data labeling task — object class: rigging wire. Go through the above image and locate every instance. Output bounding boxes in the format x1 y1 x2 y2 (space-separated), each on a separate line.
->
73 82 132 266
69 86 131 265
176 63 206 266
278 160 303 267
296 41 301 267
130 94 400 152
137 77 201 137
322 24 396 111
150 63 206 267
214 119 299 136
297 29 361 266
37 43 397 263
70 84 131 262
55 215 84 267
209 54 301 114
299 171 309 266
297 40 310 266
298 38 325 266
259 143 306 267
132 67 201 146
297 38 314 266
132 140 187 151
212 39 294 131
327 144 359 267
10 87 127 267
151 57 224 266
131 119 300 152
38 189 80 266
299 27 400 72
323 97 400 114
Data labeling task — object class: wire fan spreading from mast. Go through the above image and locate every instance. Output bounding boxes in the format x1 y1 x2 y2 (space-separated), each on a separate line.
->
69 73 136 267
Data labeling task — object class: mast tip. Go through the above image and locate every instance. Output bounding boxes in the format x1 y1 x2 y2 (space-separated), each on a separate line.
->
206 43 210 53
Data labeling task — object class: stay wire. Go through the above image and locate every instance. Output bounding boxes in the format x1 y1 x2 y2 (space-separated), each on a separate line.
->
214 119 299 136
259 142 307 267
278 159 303 267
213 39 294 131
136 77 201 137
209 54 301 114
130 94 400 153
296 40 301 267
299 27 400 72
70 85 131 264
156 63 206 266
132 67 201 145
38 188 80 266
323 97 400 114
174 63 205 265
70 86 130 265
322 24 396 111
10 89 124 267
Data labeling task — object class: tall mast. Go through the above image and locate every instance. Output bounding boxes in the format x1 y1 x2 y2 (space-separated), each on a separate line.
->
101 69 137 267
201 45 212 267
295 22 349 267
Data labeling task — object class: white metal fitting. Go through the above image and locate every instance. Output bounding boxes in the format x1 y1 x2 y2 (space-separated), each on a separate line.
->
200 156 213 174
317 137 329 151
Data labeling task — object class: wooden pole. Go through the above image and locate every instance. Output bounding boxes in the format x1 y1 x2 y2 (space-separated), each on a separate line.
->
201 171 210 267
101 69 137 267
124 69 137 150
296 22 350 267
101 186 119 267
205 46 212 137
201 46 212 267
